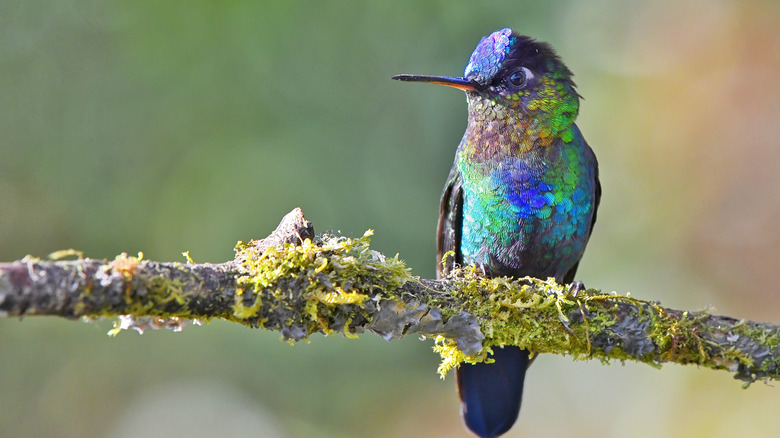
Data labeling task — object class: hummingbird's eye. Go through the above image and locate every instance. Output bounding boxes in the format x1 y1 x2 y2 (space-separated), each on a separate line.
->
508 68 528 87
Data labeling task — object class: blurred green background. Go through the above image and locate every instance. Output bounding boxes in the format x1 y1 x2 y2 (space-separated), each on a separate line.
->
2 1 780 437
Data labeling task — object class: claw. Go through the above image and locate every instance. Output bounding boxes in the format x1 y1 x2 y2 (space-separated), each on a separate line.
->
474 263 493 277
559 317 575 335
568 281 586 297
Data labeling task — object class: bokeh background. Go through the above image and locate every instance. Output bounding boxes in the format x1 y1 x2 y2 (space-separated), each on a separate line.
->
2 1 780 437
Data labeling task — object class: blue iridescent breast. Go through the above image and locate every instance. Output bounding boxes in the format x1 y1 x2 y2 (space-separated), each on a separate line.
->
457 130 597 280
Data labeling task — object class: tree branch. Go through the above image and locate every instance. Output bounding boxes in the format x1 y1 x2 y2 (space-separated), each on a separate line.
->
1 208 778 385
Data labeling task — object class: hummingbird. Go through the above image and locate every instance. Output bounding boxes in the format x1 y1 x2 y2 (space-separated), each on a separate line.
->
393 28 600 437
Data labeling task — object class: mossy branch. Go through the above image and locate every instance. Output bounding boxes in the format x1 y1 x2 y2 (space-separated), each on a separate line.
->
1 208 778 385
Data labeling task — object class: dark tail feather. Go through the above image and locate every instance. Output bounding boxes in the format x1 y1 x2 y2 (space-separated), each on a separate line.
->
456 346 530 438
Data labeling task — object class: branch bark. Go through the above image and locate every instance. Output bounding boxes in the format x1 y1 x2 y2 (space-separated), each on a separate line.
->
1 208 778 384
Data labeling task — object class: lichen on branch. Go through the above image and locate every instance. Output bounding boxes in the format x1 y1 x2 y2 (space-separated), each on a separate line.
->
1 208 779 386
231 229 411 341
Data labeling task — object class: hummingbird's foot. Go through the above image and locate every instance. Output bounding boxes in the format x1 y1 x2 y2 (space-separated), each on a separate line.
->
473 263 493 277
568 281 586 297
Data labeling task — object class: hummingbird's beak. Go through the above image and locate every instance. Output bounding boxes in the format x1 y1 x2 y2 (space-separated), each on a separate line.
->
392 74 479 92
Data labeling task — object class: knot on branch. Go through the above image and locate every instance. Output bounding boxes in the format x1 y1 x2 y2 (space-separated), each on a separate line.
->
231 209 410 341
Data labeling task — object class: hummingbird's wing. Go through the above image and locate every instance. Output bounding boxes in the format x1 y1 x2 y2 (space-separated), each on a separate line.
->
563 142 601 284
436 165 463 279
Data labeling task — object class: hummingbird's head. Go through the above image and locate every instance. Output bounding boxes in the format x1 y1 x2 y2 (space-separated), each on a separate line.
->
394 28 580 138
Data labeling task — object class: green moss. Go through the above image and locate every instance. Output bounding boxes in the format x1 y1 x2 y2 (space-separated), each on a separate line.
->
432 266 683 374
80 252 205 325
61 230 776 383
47 249 85 260
730 322 780 383
429 266 780 384
231 230 412 340
433 336 492 377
